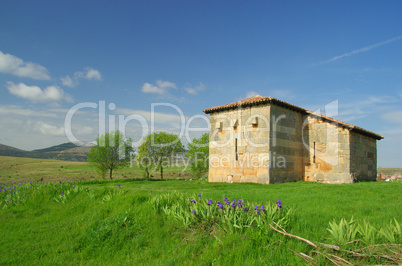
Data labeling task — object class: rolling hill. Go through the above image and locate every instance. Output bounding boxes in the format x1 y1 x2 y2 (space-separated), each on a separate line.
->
0 142 91 162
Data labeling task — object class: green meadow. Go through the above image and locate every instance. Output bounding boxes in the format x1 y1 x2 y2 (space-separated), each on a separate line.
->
0 156 401 265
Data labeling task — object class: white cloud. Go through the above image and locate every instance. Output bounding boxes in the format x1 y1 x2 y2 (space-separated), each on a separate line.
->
338 95 396 122
141 80 176 95
382 110 402 124
0 105 57 117
36 121 65 136
6 82 73 102
61 67 102 87
184 83 205 95
85 68 102 80
246 91 259 98
0 51 50 80
318 35 402 65
156 80 176 89
61 75 76 87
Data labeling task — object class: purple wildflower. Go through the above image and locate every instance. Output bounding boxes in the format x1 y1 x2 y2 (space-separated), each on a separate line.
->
261 205 266 212
254 206 260 214
198 194 202 198
244 207 249 212
190 199 196 203
61 191 64 196
231 199 236 208
276 199 282 209
218 203 223 209
118 183 121 187
59 181 62 184
224 197 229 202
149 190 152 194
207 199 213 206
191 209 196 215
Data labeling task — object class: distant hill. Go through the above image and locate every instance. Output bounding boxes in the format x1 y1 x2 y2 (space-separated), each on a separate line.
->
0 142 92 162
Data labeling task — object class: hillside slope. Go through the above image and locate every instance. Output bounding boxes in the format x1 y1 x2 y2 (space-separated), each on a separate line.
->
0 143 91 162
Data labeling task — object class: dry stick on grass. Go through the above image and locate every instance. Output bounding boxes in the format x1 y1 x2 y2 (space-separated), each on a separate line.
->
269 224 318 248
288 248 318 266
270 223 401 264
353 243 401 253
329 254 353 265
312 251 341 265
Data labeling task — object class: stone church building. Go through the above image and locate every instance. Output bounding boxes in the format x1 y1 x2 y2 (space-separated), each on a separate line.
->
203 96 383 184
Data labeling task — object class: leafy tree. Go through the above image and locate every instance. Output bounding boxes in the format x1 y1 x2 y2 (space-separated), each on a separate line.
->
137 132 184 179
186 133 209 179
87 130 134 179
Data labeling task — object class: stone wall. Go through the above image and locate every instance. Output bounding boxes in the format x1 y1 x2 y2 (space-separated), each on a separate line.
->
303 116 353 184
269 105 304 183
207 103 379 185
350 132 377 181
208 105 271 183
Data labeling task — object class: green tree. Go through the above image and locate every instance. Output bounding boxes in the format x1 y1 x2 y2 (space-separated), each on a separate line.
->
87 130 134 179
186 133 209 179
137 132 184 179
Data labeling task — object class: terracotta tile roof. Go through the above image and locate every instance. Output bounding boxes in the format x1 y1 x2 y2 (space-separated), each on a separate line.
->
203 95 383 140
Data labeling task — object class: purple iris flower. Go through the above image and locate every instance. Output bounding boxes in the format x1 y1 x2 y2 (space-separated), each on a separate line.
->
218 203 223 209
231 199 236 208
276 199 282 209
207 199 213 206
190 199 196 203
261 205 266 212
191 209 196 215
224 197 229 202
118 183 121 187
254 206 260 214
61 191 64 196
244 207 249 212
198 194 202 198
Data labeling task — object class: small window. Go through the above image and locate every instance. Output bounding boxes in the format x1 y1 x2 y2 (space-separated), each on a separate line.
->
251 117 258 129
313 142 316 163
218 122 223 133
235 138 238 161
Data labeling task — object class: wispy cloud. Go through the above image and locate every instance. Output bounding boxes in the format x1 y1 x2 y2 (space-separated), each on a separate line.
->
0 51 50 80
6 82 73 103
246 91 259 98
184 83 205 95
141 80 177 95
318 35 402 65
338 95 396 122
382 110 402 124
61 67 102 87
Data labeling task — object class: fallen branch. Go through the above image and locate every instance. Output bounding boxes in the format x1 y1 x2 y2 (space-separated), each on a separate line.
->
318 243 340 251
288 248 318 266
269 224 317 248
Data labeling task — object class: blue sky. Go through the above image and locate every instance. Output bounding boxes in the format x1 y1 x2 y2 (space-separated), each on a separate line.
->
0 1 401 167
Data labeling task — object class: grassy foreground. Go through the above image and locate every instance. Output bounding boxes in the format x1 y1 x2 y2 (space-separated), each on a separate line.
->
0 177 401 265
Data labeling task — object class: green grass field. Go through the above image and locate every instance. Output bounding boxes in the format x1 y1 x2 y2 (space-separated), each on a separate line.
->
0 156 401 264
0 156 193 184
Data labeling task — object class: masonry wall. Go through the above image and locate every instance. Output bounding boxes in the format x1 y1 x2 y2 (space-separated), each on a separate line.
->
208 105 271 184
303 116 353 184
269 105 304 183
350 132 377 181
207 104 379 185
